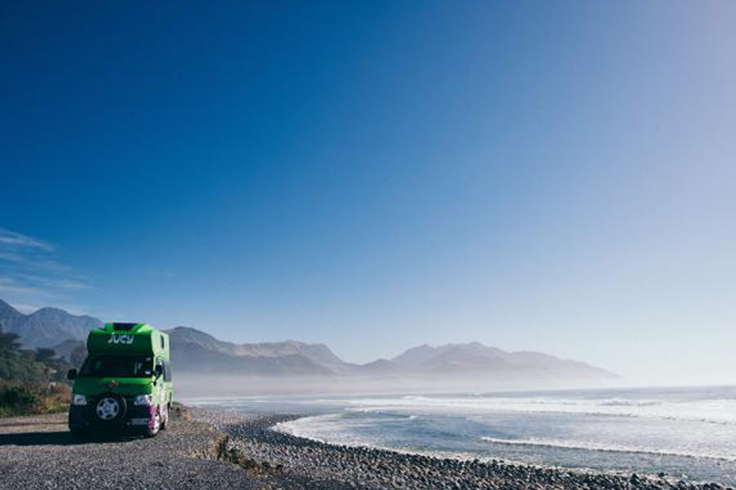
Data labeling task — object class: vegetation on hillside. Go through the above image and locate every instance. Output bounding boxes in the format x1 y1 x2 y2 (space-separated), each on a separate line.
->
0 326 75 417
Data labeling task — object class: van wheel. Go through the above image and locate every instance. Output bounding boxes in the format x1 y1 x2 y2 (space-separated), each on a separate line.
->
146 411 161 437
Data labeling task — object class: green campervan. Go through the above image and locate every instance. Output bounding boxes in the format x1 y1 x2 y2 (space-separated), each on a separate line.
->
67 322 173 437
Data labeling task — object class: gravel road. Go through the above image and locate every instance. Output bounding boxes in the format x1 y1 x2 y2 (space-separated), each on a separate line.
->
0 409 263 490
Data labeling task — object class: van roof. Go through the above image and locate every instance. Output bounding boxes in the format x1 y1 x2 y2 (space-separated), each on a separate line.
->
86 322 170 359
102 322 152 334
108 322 141 331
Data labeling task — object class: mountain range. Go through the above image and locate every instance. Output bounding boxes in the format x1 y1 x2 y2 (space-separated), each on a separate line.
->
0 299 618 389
0 299 102 348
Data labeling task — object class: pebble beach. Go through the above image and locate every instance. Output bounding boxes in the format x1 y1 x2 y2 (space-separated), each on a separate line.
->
0 407 732 490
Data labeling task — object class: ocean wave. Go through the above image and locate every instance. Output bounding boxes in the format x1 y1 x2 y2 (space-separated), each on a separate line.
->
278 413 736 464
479 436 736 462
338 395 736 425
275 413 364 445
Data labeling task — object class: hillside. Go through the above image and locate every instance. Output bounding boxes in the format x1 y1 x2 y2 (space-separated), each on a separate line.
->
165 327 333 376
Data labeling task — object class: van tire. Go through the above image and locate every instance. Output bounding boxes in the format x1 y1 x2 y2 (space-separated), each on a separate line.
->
93 393 127 424
145 410 161 437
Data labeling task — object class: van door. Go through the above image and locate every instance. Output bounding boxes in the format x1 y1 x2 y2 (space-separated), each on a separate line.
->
154 359 166 405
162 359 172 403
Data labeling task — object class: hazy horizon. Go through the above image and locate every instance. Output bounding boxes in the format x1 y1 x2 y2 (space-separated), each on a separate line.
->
0 295 729 391
2 1 735 387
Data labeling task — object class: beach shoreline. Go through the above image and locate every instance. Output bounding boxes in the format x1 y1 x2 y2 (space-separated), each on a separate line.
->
198 408 733 490
1 406 732 490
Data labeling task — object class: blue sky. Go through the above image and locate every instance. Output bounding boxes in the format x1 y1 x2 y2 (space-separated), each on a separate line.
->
1 1 735 384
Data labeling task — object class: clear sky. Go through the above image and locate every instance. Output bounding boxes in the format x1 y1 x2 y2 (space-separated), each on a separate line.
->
1 1 735 385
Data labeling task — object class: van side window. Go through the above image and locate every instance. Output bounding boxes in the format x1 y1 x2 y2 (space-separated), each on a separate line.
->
163 360 172 382
161 336 165 349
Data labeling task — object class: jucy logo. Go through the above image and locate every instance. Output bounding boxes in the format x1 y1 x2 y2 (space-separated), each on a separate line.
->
108 334 134 345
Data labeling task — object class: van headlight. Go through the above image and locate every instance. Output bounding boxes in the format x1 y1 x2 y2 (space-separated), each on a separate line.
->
72 394 87 406
134 394 153 406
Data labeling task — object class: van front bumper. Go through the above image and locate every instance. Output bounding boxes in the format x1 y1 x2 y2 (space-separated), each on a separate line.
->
69 401 157 432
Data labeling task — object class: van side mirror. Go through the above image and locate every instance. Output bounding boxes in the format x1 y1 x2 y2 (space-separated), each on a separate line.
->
154 365 163 378
67 369 77 380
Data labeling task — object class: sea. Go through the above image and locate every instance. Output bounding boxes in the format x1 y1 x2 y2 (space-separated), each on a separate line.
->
186 385 736 486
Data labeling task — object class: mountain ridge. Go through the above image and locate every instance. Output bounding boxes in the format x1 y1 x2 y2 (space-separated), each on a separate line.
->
0 299 619 386
0 299 102 348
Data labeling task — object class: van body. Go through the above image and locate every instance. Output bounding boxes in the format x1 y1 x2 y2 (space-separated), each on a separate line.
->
68 322 173 437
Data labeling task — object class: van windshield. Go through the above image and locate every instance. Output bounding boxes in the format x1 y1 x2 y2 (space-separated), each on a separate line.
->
80 355 152 378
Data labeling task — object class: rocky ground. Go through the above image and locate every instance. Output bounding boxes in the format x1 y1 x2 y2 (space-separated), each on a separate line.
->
0 408 264 490
1 407 732 490
200 410 734 490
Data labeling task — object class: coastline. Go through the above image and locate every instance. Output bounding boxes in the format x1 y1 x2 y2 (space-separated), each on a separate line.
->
1 406 732 490
198 409 733 490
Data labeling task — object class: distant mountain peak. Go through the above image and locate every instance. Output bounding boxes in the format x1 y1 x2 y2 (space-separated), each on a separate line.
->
29 306 95 319
169 325 217 338
0 299 102 348
382 340 618 384
164 326 350 371
0 299 21 315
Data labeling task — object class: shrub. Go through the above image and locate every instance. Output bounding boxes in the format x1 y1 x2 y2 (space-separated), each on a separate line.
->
0 381 71 417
